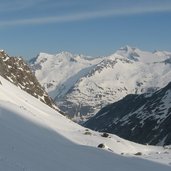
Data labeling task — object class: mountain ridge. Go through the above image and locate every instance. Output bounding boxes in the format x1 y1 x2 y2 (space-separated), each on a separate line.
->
84 81 171 145
0 50 57 110
29 46 171 122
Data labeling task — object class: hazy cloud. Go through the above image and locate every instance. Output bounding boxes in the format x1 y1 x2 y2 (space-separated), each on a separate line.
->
0 0 46 12
0 3 171 27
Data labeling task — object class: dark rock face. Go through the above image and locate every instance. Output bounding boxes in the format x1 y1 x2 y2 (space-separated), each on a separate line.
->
0 50 56 109
84 82 171 145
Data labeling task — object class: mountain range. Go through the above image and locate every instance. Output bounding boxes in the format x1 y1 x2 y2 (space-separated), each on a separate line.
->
30 46 171 122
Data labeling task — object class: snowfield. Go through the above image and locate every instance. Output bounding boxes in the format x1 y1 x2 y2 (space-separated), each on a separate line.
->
0 76 171 171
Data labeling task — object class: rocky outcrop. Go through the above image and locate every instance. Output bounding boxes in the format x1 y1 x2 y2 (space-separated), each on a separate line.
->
0 50 57 110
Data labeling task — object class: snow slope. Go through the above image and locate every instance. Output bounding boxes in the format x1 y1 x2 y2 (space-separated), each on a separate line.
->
30 46 171 122
0 77 171 170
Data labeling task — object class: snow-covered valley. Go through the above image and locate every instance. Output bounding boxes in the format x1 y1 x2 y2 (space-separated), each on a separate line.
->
0 73 171 170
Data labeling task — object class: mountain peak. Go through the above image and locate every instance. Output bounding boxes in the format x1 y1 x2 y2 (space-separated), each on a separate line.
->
0 49 4 52
0 50 8 58
36 51 74 61
119 45 137 52
115 45 141 61
57 51 73 56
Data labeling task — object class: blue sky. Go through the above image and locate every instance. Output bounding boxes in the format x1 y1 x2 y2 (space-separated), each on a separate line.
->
0 0 171 59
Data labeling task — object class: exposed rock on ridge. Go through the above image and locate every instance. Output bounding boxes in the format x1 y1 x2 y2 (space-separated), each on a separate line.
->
0 50 57 110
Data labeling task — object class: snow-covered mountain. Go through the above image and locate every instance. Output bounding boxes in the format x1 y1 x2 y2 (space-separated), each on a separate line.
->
30 46 171 122
30 51 101 99
84 81 171 145
0 50 57 110
0 74 171 170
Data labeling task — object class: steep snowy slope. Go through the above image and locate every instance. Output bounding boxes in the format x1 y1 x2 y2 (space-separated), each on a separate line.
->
0 76 171 170
30 47 171 122
0 50 56 110
85 81 171 145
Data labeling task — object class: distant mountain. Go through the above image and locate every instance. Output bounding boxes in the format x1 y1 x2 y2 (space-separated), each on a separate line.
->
84 82 171 145
0 50 57 110
29 51 101 99
30 46 171 122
